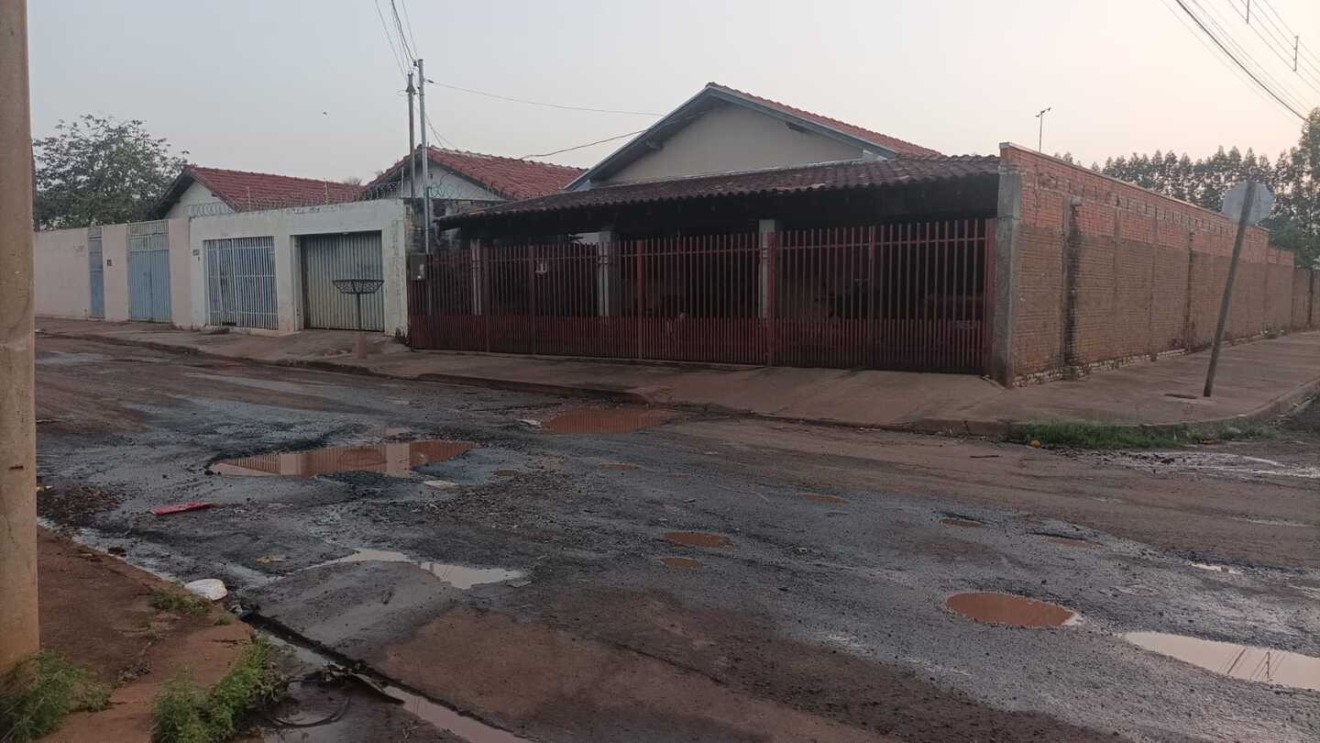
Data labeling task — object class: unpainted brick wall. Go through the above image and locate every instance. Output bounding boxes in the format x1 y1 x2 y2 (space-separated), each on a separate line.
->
1003 145 1312 381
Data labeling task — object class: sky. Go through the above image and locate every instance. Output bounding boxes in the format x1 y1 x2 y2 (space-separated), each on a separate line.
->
27 0 1320 182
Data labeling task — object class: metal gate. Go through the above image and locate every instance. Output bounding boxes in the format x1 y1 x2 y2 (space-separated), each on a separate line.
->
128 220 172 322
205 237 278 329
87 225 104 319
301 232 385 331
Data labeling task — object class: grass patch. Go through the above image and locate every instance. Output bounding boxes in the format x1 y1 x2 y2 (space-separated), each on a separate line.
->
149 587 210 617
0 652 111 743
152 640 280 743
1007 421 1275 450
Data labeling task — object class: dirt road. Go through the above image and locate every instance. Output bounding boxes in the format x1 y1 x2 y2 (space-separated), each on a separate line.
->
34 337 1319 742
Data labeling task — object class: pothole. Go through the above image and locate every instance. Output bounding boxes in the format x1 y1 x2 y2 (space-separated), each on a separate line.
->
310 549 523 589
1124 632 1320 691
210 440 474 478
663 531 731 549
945 592 1077 628
537 407 673 434
1035 533 1099 548
660 557 704 570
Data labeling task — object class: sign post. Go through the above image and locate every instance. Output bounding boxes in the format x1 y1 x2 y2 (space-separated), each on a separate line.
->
333 279 384 360
1203 181 1272 397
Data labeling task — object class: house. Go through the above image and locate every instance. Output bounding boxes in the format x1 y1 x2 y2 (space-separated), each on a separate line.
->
365 147 583 218
152 165 366 219
415 83 1317 383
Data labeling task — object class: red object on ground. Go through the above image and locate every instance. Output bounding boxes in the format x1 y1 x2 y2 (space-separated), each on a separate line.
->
151 502 214 516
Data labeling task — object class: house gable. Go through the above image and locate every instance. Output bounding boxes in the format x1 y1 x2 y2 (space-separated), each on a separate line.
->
603 102 864 186
165 181 231 219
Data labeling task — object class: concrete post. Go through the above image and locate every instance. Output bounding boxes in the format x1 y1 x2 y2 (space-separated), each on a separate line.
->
0 0 40 673
758 220 778 319
988 168 1021 386
469 239 484 315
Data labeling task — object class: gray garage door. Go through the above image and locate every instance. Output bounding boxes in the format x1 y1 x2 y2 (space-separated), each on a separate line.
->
301 232 384 331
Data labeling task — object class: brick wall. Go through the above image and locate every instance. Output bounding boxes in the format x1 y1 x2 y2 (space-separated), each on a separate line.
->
1003 145 1314 382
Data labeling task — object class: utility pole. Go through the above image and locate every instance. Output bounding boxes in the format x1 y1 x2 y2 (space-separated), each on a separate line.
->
1203 180 1257 398
1294 35 1299 72
1035 107 1052 153
416 58 432 253
0 0 39 674
406 71 417 199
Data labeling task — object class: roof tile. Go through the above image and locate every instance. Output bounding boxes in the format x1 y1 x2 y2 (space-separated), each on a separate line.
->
187 166 364 212
369 148 583 201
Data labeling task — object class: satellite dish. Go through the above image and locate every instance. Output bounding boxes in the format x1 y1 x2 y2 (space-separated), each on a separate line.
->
1221 181 1273 225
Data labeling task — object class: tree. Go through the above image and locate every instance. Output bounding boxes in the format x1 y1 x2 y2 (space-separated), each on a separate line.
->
33 115 188 229
1097 109 1319 269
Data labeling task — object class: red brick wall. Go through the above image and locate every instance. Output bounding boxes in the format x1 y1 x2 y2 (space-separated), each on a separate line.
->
1003 145 1307 381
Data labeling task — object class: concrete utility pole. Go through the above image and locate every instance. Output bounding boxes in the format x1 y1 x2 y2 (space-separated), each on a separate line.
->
0 0 39 674
406 71 417 199
1035 107 1051 152
416 58 432 253
1203 180 1257 398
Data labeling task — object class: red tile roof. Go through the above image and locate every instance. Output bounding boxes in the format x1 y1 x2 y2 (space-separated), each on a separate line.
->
441 155 998 223
708 83 941 157
184 166 365 212
368 148 584 201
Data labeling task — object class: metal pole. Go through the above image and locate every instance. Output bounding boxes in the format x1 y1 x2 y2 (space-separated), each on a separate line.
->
0 0 39 673
416 58 432 254
354 293 367 360
1203 181 1257 397
406 72 417 199
1035 107 1051 152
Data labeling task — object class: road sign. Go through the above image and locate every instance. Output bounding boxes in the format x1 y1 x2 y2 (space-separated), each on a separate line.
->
1221 181 1273 225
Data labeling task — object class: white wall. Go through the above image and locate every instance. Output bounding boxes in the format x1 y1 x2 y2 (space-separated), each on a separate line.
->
33 228 91 319
187 200 409 335
166 218 193 328
164 181 232 219
605 103 864 185
101 223 130 321
375 165 503 203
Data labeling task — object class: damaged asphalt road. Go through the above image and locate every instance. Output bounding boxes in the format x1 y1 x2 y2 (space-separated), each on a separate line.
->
34 337 1320 742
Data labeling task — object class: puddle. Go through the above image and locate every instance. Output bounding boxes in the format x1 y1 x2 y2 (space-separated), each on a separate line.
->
663 531 731 549
941 517 985 528
538 407 673 434
312 549 523 589
210 440 474 478
1037 533 1099 548
660 556 704 570
1101 451 1320 480
1236 518 1310 528
1124 632 1320 691
945 592 1077 628
1190 562 1242 575
802 494 848 506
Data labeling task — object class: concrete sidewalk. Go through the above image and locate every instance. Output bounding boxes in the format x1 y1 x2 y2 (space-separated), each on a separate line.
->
36 317 1320 433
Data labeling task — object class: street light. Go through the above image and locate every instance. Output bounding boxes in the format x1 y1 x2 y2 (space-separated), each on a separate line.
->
1035 107 1052 152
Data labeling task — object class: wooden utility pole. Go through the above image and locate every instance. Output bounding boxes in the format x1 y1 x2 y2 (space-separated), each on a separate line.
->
0 0 39 673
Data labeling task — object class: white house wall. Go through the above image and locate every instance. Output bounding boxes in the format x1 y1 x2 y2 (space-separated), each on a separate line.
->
604 103 863 185
33 228 91 319
375 166 504 203
186 200 409 335
164 181 232 219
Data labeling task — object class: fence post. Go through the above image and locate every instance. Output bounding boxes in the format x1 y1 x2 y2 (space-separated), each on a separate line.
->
635 240 644 360
866 225 877 368
766 231 778 366
529 244 538 355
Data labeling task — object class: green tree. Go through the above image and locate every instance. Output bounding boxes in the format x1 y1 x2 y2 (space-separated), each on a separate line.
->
33 115 188 229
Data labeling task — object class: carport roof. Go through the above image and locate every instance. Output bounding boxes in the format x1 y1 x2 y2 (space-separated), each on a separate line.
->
438 155 1000 225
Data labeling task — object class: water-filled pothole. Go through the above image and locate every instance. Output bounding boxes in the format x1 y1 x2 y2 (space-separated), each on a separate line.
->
210 440 474 478
311 549 523 589
1124 632 1320 691
664 531 731 549
538 407 672 434
660 556 704 570
946 592 1077 628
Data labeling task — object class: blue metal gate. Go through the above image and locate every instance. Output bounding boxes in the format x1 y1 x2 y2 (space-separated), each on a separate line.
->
128 220 172 322
87 225 104 319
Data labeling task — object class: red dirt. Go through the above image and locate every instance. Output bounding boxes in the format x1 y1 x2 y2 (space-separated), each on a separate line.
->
663 531 731 549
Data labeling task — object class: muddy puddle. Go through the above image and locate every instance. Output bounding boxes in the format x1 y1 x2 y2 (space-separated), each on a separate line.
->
535 407 673 434
209 440 474 478
1100 451 1320 480
1124 632 1320 691
945 592 1077 628
660 556 704 570
664 531 731 549
312 549 523 589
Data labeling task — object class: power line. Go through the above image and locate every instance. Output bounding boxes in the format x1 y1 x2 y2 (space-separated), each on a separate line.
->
388 0 416 63
1171 0 1307 119
397 0 421 63
1159 0 1285 114
428 80 663 117
1216 0 1320 92
1252 0 1320 79
1189 0 1312 112
372 0 408 74
520 129 648 160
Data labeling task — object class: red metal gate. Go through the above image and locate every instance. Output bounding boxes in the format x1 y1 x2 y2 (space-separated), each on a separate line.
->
409 219 993 373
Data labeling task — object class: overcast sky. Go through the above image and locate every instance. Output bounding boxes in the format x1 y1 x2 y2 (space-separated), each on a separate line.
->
28 0 1320 181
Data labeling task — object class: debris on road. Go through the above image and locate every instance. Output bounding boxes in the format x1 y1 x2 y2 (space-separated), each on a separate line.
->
184 578 228 601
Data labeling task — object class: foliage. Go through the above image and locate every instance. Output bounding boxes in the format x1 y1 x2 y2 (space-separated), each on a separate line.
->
152 641 280 743
0 652 111 743
1097 109 1320 269
149 587 210 617
34 114 188 229
1007 421 1274 450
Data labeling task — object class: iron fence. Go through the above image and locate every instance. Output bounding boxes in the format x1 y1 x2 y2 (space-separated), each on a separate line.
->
409 219 993 373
